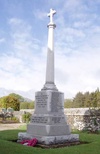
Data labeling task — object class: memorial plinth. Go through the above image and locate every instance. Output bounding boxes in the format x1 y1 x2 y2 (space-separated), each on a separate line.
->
18 9 79 145
27 91 70 136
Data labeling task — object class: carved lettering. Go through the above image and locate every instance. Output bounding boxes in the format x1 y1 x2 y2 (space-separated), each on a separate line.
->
35 93 48 108
32 116 48 123
52 117 62 123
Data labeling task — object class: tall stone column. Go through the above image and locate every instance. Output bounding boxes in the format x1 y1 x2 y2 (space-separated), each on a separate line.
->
42 9 57 91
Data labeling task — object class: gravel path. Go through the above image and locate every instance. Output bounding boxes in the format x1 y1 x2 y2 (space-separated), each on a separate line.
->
0 123 25 131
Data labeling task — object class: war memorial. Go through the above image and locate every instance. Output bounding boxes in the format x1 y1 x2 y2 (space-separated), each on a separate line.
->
18 9 79 145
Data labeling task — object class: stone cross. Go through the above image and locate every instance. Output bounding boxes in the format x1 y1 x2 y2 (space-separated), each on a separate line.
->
42 8 57 90
47 8 56 23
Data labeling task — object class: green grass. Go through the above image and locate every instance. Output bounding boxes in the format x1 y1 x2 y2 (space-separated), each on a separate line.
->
18 124 27 130
0 127 100 154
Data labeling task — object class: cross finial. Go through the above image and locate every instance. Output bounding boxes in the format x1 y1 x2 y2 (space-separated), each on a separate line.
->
47 8 56 23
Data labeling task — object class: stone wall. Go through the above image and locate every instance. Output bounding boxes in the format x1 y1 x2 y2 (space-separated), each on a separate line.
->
14 108 100 130
64 108 100 130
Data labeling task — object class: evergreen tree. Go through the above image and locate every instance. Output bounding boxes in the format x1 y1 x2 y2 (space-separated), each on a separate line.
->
73 92 85 108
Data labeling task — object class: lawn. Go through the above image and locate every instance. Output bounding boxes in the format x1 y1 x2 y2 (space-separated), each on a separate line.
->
0 126 100 154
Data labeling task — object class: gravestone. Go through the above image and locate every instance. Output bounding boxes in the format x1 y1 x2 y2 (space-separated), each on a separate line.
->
18 9 79 145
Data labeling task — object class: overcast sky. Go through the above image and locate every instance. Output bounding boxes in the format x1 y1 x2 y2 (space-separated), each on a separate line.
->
0 0 100 99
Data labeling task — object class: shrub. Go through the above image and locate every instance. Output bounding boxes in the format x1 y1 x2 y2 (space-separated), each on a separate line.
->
22 112 32 123
11 117 19 123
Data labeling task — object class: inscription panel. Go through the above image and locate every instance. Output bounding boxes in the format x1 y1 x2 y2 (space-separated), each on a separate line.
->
31 116 65 124
51 92 64 112
52 117 65 124
35 93 48 108
31 116 48 123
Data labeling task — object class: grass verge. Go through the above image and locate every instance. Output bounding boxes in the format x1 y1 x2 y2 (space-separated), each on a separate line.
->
0 126 100 154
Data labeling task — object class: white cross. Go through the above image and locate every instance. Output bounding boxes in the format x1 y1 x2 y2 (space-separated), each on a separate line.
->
47 8 56 23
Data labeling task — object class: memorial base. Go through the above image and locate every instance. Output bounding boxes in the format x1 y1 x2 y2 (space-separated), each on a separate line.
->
18 90 79 145
18 132 79 145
